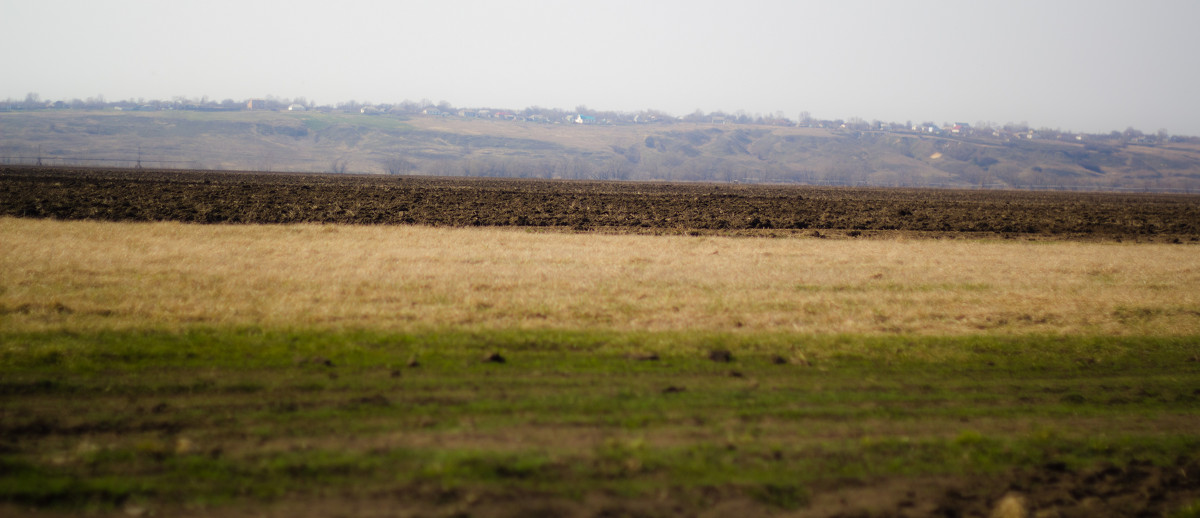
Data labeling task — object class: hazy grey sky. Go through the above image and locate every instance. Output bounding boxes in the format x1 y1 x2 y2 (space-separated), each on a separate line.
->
5 0 1199 135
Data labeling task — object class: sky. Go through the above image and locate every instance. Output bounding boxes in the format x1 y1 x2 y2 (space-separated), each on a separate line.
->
4 0 1200 135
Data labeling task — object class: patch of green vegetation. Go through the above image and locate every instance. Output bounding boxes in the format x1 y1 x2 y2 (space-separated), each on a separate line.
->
2 328 1197 380
2 328 1198 511
5 432 1197 511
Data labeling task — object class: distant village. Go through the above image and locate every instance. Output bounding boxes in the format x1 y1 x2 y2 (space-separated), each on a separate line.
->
2 93 1190 147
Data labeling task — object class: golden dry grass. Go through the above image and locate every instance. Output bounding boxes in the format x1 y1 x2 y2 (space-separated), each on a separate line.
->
2 217 1198 335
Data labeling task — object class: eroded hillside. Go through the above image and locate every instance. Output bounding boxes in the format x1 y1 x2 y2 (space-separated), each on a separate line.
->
2 110 1199 191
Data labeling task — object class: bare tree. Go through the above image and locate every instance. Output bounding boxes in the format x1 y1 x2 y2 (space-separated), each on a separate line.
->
380 156 416 175
23 92 42 109
1122 127 1144 142
330 156 350 174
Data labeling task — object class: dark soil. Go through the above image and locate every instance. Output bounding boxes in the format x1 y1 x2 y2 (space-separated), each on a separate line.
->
3 166 1199 241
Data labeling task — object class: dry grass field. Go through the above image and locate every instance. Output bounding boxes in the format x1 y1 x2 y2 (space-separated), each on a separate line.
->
3 217 1198 337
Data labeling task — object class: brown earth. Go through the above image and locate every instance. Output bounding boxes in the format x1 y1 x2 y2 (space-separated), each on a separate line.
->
3 165 1199 241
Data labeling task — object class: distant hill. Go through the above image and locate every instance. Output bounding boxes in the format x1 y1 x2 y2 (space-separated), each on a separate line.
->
3 110 1199 192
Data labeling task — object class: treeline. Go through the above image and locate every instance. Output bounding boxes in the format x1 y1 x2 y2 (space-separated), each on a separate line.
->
417 155 791 183
381 128 1200 192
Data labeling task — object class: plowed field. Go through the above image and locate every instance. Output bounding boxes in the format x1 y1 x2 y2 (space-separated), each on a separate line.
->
3 166 1199 241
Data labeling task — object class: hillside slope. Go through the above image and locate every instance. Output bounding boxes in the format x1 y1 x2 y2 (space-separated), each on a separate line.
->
2 110 1198 191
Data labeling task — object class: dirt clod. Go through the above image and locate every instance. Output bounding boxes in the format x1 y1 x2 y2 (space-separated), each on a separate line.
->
298 356 334 368
708 349 734 362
